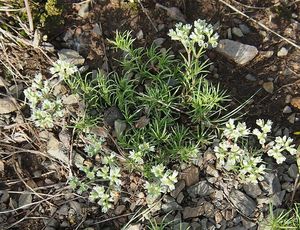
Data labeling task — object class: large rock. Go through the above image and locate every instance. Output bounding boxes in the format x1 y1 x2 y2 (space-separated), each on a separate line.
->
260 172 281 195
179 165 199 187
229 190 256 217
216 39 258 65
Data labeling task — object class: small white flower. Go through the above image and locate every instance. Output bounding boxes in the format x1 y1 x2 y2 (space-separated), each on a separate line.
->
128 150 144 164
109 167 122 188
151 164 165 178
97 165 110 179
160 170 178 192
102 152 116 165
253 128 267 145
144 182 162 203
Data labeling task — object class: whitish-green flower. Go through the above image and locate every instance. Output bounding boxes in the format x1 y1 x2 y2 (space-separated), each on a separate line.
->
102 152 116 165
267 145 285 164
32 109 54 128
144 181 162 203
98 193 114 213
161 170 178 192
253 128 267 145
89 185 105 202
109 167 122 188
275 136 297 155
97 165 110 179
128 150 144 164
151 164 165 178
138 142 155 153
256 119 273 133
50 59 78 79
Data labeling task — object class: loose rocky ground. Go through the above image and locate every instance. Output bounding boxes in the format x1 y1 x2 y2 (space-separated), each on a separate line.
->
0 0 300 229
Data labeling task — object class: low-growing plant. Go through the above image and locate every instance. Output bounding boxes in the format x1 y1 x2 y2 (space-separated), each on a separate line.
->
214 119 297 184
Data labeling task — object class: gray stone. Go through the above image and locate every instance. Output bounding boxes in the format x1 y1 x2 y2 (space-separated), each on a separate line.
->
136 30 143 40
239 24 251 34
91 23 102 36
288 164 298 179
173 222 190 230
103 106 124 127
227 28 232 39
229 190 256 217
216 39 258 65
242 218 256 229
58 49 85 66
18 193 32 209
115 205 126 215
153 38 166 47
206 165 219 177
283 106 292 114
126 224 142 230
170 179 185 198
187 181 214 198
243 183 262 198
161 201 182 213
177 192 184 204
245 74 256 81
190 222 202 230
0 97 17 114
260 172 281 195
183 205 205 219
232 27 244 37
277 47 288 57
271 191 286 207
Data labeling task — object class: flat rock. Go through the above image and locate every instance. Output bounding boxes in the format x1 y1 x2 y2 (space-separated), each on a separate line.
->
179 165 199 187
260 172 281 195
162 201 182 213
288 164 298 179
283 105 292 114
245 74 256 81
243 183 262 198
0 97 17 114
103 106 124 127
170 179 185 198
58 49 85 66
216 39 258 65
182 205 204 219
229 190 256 217
239 24 251 34
232 27 243 37
187 180 214 198
47 135 69 164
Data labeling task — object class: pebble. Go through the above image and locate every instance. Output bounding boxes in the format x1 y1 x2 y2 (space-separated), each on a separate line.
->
239 24 251 34
136 30 143 40
206 165 219 177
283 105 292 114
216 39 258 65
287 113 296 124
177 192 184 204
153 38 166 47
245 74 256 81
91 23 102 36
0 97 17 114
262 81 274 93
277 47 288 57
183 205 205 219
243 183 262 198
232 27 244 37
288 164 298 179
115 205 126 215
58 49 85 66
291 97 300 110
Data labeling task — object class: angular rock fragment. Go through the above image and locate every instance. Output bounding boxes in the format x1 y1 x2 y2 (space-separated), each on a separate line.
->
216 39 258 65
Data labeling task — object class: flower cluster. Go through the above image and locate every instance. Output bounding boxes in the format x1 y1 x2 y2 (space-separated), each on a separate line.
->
24 73 64 128
214 119 298 184
128 142 155 165
168 19 219 50
69 147 122 213
84 134 105 157
144 164 178 204
50 59 78 80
